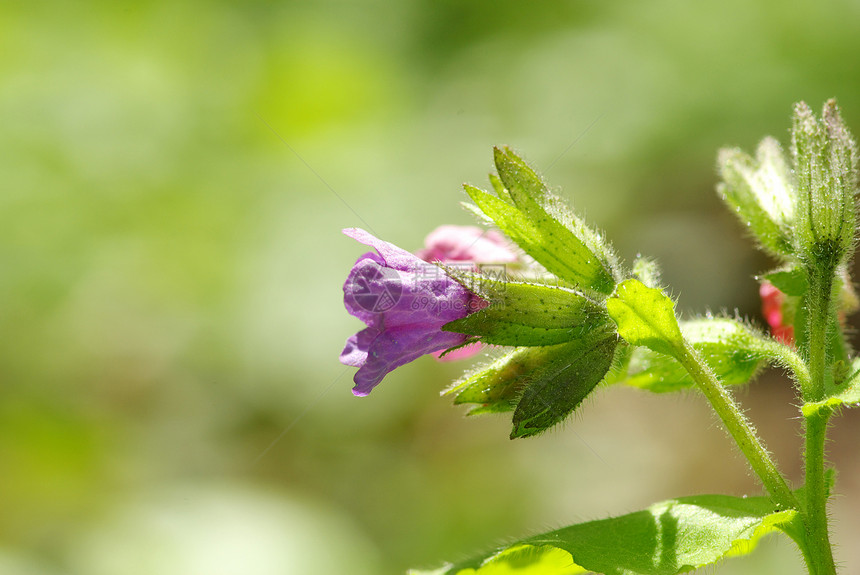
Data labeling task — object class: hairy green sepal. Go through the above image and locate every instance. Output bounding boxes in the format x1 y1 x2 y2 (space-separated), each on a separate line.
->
444 346 558 415
717 137 796 258
510 334 618 439
463 147 616 295
445 332 619 438
791 100 858 266
442 272 612 347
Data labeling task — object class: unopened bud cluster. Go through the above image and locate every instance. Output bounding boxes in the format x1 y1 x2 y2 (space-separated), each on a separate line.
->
791 100 858 267
719 99 858 273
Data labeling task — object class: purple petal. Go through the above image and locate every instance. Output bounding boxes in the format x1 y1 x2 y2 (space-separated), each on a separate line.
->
344 250 485 330
379 268 481 329
342 254 398 327
340 326 380 367
343 228 422 272
351 326 467 396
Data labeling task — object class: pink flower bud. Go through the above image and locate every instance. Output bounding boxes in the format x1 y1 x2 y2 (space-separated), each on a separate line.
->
760 283 794 345
415 225 518 265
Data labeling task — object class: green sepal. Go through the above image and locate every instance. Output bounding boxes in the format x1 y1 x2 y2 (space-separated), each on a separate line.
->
510 334 618 439
493 146 620 286
621 318 766 393
465 402 515 416
487 172 511 202
445 332 616 422
717 137 796 258
606 279 684 359
463 147 617 295
492 146 548 205
442 271 613 347
444 346 562 415
763 268 808 297
791 100 858 266
444 349 524 415
437 337 482 359
632 256 662 289
459 201 495 225
603 339 635 385
413 493 798 575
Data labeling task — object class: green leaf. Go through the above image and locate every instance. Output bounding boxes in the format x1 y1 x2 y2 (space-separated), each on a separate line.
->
606 279 683 359
442 273 613 347
409 545 586 575
622 318 766 393
802 357 860 417
511 334 618 439
419 493 797 575
763 268 808 297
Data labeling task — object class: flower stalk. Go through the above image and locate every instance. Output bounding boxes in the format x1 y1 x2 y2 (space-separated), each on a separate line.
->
801 261 839 575
674 341 797 510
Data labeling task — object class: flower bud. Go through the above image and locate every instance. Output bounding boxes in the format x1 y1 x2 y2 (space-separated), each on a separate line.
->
717 137 795 258
791 100 859 267
760 282 794 345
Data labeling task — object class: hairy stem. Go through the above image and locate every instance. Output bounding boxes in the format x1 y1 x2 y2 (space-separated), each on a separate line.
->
756 339 811 394
804 265 834 402
802 262 838 574
803 411 835 574
675 342 797 510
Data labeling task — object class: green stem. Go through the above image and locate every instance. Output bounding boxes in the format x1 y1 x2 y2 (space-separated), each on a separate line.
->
675 342 797 510
757 339 811 394
803 411 835 575
804 266 833 402
802 263 838 574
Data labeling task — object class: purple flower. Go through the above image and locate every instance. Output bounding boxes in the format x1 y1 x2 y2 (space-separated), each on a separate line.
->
340 228 487 396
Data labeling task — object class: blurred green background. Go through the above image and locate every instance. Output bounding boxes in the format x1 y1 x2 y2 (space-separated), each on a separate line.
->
3 1 860 574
